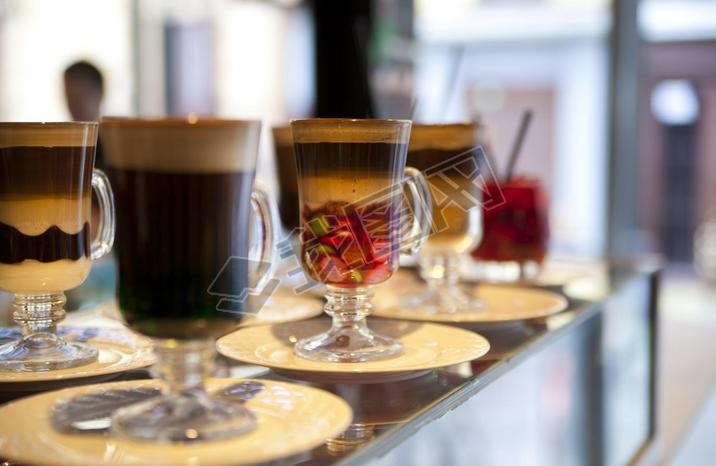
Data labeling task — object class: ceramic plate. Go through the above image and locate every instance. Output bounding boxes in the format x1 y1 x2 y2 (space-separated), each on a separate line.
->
81 297 323 329
374 283 568 323
242 294 323 326
217 319 490 383
0 327 154 391
0 378 352 466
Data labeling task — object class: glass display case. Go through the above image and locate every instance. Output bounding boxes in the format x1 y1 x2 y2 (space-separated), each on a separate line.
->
211 259 658 466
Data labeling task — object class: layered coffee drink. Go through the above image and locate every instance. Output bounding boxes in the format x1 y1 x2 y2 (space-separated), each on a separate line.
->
0 128 94 293
289 119 430 363
103 119 271 442
407 123 482 255
399 123 485 314
102 119 260 340
295 136 408 288
272 126 300 232
0 122 115 372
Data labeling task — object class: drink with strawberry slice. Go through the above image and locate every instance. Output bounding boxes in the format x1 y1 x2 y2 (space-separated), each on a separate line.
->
290 118 432 363
301 200 398 287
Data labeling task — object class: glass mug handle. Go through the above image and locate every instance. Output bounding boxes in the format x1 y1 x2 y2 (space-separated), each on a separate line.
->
90 169 116 260
400 166 433 255
249 181 280 291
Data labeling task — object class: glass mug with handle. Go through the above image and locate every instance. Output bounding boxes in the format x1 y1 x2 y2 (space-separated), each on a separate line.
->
0 122 115 372
403 123 485 314
102 118 278 442
291 118 432 363
269 126 310 292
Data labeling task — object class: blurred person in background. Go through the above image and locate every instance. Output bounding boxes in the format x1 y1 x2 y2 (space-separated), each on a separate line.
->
63 60 106 170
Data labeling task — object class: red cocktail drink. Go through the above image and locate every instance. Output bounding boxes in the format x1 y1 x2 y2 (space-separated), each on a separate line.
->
472 176 548 278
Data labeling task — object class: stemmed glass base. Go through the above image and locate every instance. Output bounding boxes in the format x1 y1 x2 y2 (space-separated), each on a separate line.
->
111 390 256 442
295 286 403 363
471 259 541 283
403 254 484 315
111 339 256 442
403 285 484 315
0 293 97 372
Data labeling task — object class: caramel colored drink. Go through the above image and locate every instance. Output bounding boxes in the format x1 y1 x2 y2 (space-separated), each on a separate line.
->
0 140 94 293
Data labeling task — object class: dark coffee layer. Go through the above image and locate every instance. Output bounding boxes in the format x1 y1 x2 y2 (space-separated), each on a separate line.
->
274 144 300 231
0 146 94 197
295 142 407 176
295 142 408 211
109 168 254 340
0 222 90 263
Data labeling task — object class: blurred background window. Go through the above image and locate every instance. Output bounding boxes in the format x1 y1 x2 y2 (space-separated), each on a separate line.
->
636 0 716 271
412 0 611 259
0 0 133 120
1 0 715 271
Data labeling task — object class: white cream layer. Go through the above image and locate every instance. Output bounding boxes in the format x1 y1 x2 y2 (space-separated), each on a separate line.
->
101 120 260 173
0 257 90 293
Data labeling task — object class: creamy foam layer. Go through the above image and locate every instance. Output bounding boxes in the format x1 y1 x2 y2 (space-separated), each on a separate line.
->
0 198 90 235
101 118 260 173
0 257 90 293
409 123 481 151
291 119 411 144
0 122 97 148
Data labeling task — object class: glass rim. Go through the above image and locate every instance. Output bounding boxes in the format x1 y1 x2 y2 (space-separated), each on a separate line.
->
101 116 261 127
410 121 480 130
290 118 412 144
290 117 411 126
0 121 98 128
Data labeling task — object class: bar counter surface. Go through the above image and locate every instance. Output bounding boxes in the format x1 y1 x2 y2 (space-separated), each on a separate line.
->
236 259 660 466
0 259 660 466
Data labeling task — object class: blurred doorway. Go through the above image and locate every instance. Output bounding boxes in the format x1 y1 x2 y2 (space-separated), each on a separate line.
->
638 42 716 264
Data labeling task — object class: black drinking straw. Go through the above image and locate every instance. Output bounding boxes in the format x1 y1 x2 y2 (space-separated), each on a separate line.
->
478 120 500 179
352 20 375 119
504 109 533 182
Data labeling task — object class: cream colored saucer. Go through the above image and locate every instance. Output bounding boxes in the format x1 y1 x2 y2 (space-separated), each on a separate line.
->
0 327 155 391
242 294 323 326
83 297 323 329
374 283 568 323
0 378 352 466
217 319 490 383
